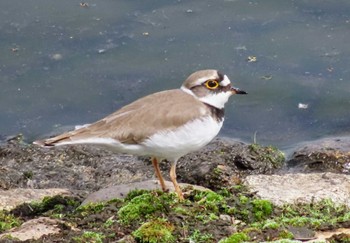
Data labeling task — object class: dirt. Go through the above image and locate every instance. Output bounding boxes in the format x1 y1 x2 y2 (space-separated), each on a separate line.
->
0 135 349 242
0 136 284 193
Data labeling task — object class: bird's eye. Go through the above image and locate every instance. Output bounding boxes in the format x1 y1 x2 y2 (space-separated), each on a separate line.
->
205 80 219 89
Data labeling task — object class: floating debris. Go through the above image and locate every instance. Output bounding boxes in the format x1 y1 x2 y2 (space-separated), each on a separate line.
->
327 66 334 72
247 56 257 62
260 75 272 80
235 45 247 51
186 9 193 13
298 103 309 109
98 49 106 54
50 53 63 61
11 47 19 52
142 32 149 36
80 2 89 8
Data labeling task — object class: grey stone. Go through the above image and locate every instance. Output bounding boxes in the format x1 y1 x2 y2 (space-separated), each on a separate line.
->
82 180 210 205
0 188 72 211
0 217 63 241
244 172 350 207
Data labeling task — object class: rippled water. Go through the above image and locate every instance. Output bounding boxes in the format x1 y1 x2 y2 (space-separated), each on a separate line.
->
1 0 350 150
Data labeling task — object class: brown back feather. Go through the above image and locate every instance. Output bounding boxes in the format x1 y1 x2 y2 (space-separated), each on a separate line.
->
41 89 209 145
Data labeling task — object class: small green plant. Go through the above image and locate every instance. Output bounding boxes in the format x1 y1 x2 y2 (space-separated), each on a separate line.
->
0 211 22 233
193 190 224 213
188 229 214 243
72 231 105 243
252 199 273 221
118 191 177 225
103 216 115 228
132 218 175 243
23 171 34 179
219 232 250 243
11 195 81 217
277 199 349 229
248 144 285 167
76 202 106 217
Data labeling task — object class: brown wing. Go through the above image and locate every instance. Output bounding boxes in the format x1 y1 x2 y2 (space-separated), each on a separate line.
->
37 89 209 146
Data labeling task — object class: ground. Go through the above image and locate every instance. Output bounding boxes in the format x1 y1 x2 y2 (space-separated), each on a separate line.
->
0 135 349 242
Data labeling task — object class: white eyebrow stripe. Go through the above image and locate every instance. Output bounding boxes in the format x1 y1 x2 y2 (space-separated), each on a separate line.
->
220 75 231 86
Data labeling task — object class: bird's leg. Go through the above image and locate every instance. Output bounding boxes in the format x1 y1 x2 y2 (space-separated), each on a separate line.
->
169 160 184 200
151 157 167 192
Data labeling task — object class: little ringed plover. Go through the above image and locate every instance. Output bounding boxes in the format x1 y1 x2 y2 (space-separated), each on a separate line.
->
34 69 247 200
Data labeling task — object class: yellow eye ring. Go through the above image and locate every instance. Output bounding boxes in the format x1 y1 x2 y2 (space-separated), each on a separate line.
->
205 80 219 89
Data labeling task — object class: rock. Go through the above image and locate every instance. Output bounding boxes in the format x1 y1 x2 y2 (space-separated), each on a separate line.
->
0 188 72 210
82 180 210 205
305 228 350 243
117 235 136 243
175 138 285 190
0 137 285 194
287 137 350 173
0 141 152 192
0 217 62 241
244 172 350 207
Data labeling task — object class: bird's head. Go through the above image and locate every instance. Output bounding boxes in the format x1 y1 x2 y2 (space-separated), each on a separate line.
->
181 69 247 109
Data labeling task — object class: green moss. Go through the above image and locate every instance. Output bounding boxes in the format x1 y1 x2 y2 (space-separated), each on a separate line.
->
252 199 273 221
132 218 175 243
10 195 81 218
103 217 115 228
118 191 177 225
249 144 285 166
72 231 105 243
278 229 294 240
0 211 22 233
76 202 106 217
188 229 214 243
219 232 250 243
124 189 152 202
277 199 349 229
194 190 224 213
23 170 34 179
258 219 280 230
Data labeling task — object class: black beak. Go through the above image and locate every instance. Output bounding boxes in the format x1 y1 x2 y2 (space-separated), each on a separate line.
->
231 87 247 95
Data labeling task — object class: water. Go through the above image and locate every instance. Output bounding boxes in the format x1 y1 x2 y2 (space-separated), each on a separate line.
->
1 0 350 150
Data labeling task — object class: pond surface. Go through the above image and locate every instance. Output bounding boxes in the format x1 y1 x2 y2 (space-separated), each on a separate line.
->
1 0 350 150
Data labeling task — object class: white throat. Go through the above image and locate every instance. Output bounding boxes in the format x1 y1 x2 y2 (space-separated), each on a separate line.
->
180 86 232 109
198 91 232 109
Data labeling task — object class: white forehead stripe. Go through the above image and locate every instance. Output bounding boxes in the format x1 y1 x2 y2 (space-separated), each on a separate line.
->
180 85 194 96
220 75 231 86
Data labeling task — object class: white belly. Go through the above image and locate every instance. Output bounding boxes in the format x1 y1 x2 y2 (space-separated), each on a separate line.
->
142 116 223 160
54 116 223 161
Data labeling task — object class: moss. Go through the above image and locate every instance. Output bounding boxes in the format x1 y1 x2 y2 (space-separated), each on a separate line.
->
123 189 151 202
278 229 294 240
132 218 175 243
103 217 115 228
118 191 177 225
219 232 250 243
258 219 280 230
0 211 22 233
188 229 214 243
252 199 273 221
76 202 106 217
10 195 81 218
3 183 348 242
23 170 34 179
276 199 349 229
249 143 285 167
193 190 224 213
72 231 105 243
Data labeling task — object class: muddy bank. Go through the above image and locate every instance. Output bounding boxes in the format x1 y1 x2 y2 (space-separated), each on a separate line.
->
0 135 349 242
0 136 285 193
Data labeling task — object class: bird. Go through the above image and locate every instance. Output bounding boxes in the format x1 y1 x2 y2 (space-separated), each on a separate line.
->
34 69 246 200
